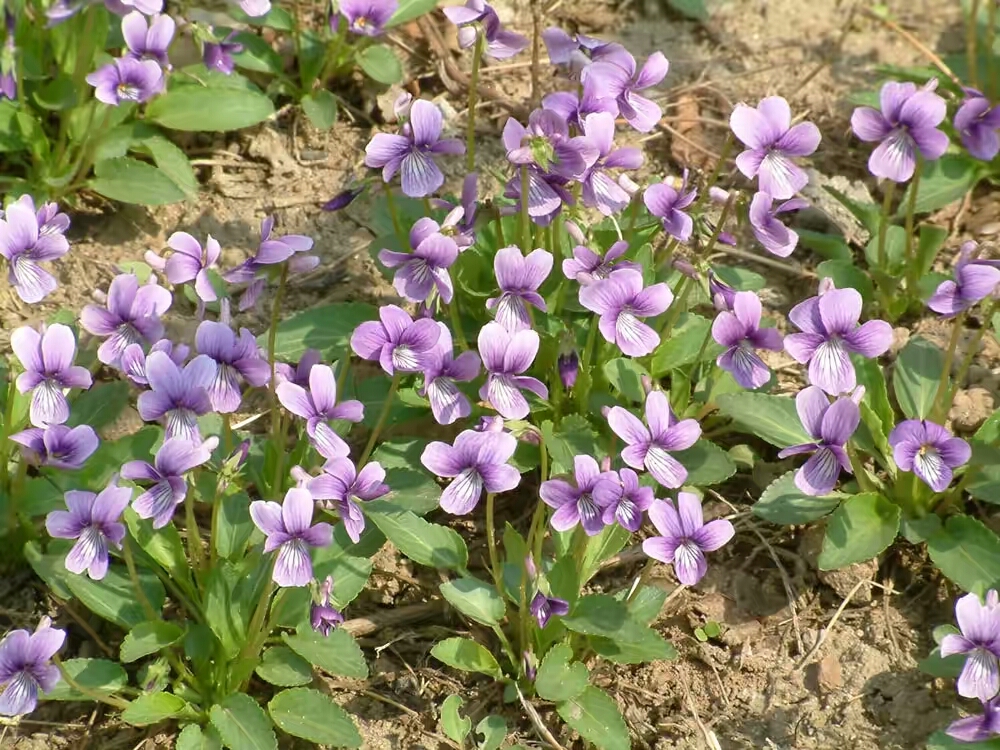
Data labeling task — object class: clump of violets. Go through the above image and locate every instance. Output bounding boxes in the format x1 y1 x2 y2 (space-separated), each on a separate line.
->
80 273 172 366
486 246 552 332
778 386 860 496
608 390 700 489
421 429 520 514
0 617 65 716
149 231 222 304
443 0 528 59
45 481 132 581
954 89 1000 161
642 493 734 586
0 195 71 304
503 109 598 185
888 420 970 493
11 324 92 428
250 488 333 588
711 291 783 389
302 458 390 542
579 269 672 357
580 111 644 215
478 322 548 420
196 321 270 413
541 455 617 536
335 0 398 36
941 591 1000 703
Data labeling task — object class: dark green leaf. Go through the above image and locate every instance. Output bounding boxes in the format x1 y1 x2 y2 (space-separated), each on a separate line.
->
916 224 949 276
260 302 377 361
476 715 507 750
282 626 368 678
650 313 713 375
81 426 160 487
46 658 127 701
215 492 254 560
674 440 736 486
796 229 852 261
853 355 894 439
928 515 1000 593
176 724 223 750
386 0 438 26
121 692 189 726
918 646 965 679
231 31 284 74
64 565 165 629
822 185 880 234
125 509 189 583
33 74 77 110
121 621 185 663
579 524 630 584
269 688 362 747
357 44 403 85
540 415 601 477
209 694 277 750
430 637 503 678
256 646 313 687
439 577 505 626
817 493 900 569
716 392 810 448
753 471 842 525
816 259 875 305
562 595 674 659
556 686 629 750
138 135 199 198
535 643 589 702
366 506 468 570
898 154 981 215
441 695 471 744
369 439 439 514
90 157 188 205
301 90 338 130
603 358 649 403
926 730 1000 749
893 335 945 420
147 86 274 131
864 225 907 273
204 562 252 659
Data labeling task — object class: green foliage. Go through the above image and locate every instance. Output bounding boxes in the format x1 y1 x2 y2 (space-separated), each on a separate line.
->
927 515 1000 594
535 643 589 702
556 686 630 750
146 81 275 132
603 358 649 402
753 471 843 525
120 621 185 663
440 695 472 744
255 647 313 687
898 154 982 215
47 658 127 701
121 692 190 726
716 393 810 448
209 694 277 750
651 313 714 375
66 381 130 430
818 493 900 570
301 91 339 130
262 303 378 362
431 637 503 678
268 688 362 747
440 576 506 626
366 506 469 570
893 336 946 420
357 45 404 85
674 440 736 486
541 415 602 476
64 565 165 629
282 626 368 679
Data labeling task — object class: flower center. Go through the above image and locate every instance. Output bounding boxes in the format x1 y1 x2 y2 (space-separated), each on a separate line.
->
392 344 420 372
116 82 141 101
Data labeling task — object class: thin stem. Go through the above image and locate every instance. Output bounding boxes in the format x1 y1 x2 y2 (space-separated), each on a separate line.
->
951 302 995 401
54 655 130 710
846 445 876 494
1 375 18 528
384 184 407 248
683 325 715 404
122 537 158 621
520 166 532 252
268 265 290 495
466 29 486 172
689 134 734 215
876 180 896 271
903 156 922 290
625 560 661 604
989 0 998 97
359 371 401 466
575 314 601 411
969 0 982 90
239 577 276 668
931 311 967 423
449 297 468 351
484 492 502 593
660 276 692 338
184 485 205 574
336 355 352 397
222 413 233 455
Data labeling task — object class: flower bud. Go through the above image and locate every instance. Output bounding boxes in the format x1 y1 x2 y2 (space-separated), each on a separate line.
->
321 186 364 212
708 271 736 312
817 276 837 295
599 456 612 473
524 554 538 581
393 92 413 121
718 231 737 247
600 405 612 419
310 575 344 637
709 186 730 205
558 351 579 389
564 220 586 245
672 257 698 280
641 374 653 395
477 415 506 433
522 651 537 682
519 425 541 445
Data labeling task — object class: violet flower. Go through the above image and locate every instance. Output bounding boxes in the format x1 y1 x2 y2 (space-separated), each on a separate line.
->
420 429 520 514
730 96 820 199
121 437 217 528
503 109 598 181
45 481 131 580
783 287 892 395
430 173 478 251
307 457 389 542
195 321 271 414
122 11 174 66
579 111 643 215
583 48 669 132
478 322 548 420
642 493 734 585
708 271 737 312
486 246 552 331
337 0 397 36
0 195 70 304
364 100 464 198
542 89 617 132
250 487 333 588
275 348 321 387
593 467 654 532
644 178 697 242
86 57 163 106
136 351 217 442
540 454 616 536
947 698 1000 743
928 243 1000 317
204 30 244 75
0 618 65 717
420 322 481 425
530 592 570 628
941 591 1000 702
888 419 971 493
240 0 271 16
955 89 1000 161
711 291 784 389
558 350 579 389
121 339 189 386
608 391 700 489
10 425 99 470
542 27 611 77
80 274 172 366
223 217 316 311
777 386 859 496
579 269 672 357
749 192 808 258
350 304 441 375
562 240 640 284
503 167 572 223
311 576 344 636
157 231 222 303
277 364 364 459
11 324 92 428
378 218 459 303
443 0 528 59
850 80 948 182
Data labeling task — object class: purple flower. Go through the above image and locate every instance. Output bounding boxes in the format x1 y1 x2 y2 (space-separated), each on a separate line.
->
711 291 784 389
561 240 640 285
948 698 1000 743
311 576 344 637
121 437 216 529
579 111 643 215
122 11 174 66
542 90 617 132
730 96 820 199
86 56 163 106
478 322 548 420
10 425 99 470
250 488 333 588
223 218 316 311
323 187 365 212
0 618 65 717
749 192 808 258
338 0 397 36
136 351 217 442
277 364 364 459
503 109 598 181
430 174 478 251
558 350 579 389
364 100 464 198
11 324 92 428
161 232 222 303
420 322 481 425
486 246 552 332
608 391 700 489
350 304 441 375
850 80 948 183
121 339 188 386
119 0 164 13
195 321 271 414
579 269 672 357
421 430 519 514
0 195 70 304
928 243 1000 317
443 0 528 59
888 419 971 493
503 167 572 223
708 271 737 312
540 454 616 536
644 178 697 242
275 348 321 387
583 48 669 132
307 458 389 542
955 89 1000 161
530 592 570 628
777 386 859 496
542 27 611 77
204 30 244 75
378 218 459 303
783 287 892 395
80 274 172 366
642 493 734 585
942 591 1000 702
593 467 654 532
45 481 131 580
240 0 271 16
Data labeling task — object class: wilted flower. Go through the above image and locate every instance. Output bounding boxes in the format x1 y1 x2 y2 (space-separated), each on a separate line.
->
579 112 644 215
11 425 99 470
378 218 459 303
540 454 617 536
947 698 1000 743
203 30 244 75
122 437 217 528
443 0 528 59
584 47 669 132
644 177 697 242
11 324 92 428
748 192 808 257
888 419 971 493
642 493 734 585
277 364 363 459
562 240 640 284
310 576 344 636
928 242 1000 317
336 0 397 35
250 487 333 587
0 195 71 304
136 352 217 442
420 429 520 514
80 274 172 366
350 304 441 375
322 186 365 212
478 322 548 420
45 481 131 580
486 246 552 331
941 591 1000 703
530 592 570 628
0 617 65 717
593 467 654 532
711 291 784 389
86 57 164 105
579 269 672 357
954 89 1000 161
420 323 481 425
608 390 700 489
307 458 389 542
195 321 270 413
777 386 859 496
122 11 174 66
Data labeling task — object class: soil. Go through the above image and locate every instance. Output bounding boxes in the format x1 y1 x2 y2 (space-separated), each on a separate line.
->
0 0 990 748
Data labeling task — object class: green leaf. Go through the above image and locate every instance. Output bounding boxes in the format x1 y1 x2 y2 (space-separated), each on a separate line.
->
796 229 852 261
816 259 875 306
215 492 254 560
82 426 159 487
864 225 907 273
64 565 165 629
121 621 185 663
915 224 949 276
476 715 507 750
817 493 900 570
260 302 377 361
928 515 1000 593
579 523 631 584
268 688 362 747
298 30 326 88
231 31 284 74
899 154 980 215
557 686 629 750
674 440 736 486
386 0 438 26
125 509 189 583
822 185 880 234
440 695 472 744
138 135 199 198
650 313 713 375
90 157 188 205
603 358 649 403
176 724 223 750
926 731 1000 750
588 631 678 665
893 335 945 420
301 90 338 130
209 694 277 750
357 44 403 85
541 415 601 477
853 355 894 439
440 577 505 626
121 692 189 726
666 0 708 20
256 646 313 687
753 470 843 525
46 658 127 701
147 86 274 132
918 646 965 679
369 439 439 514
430 637 503 678
366 506 468 570
535 643 589 702
715 392 810 448
623 584 667 625
282 626 368 678
204 562 252 659
562 595 674 660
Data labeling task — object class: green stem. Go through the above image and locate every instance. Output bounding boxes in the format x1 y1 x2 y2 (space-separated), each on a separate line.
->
184 485 205 574
268 265 290 495
969 0 982 90
1 374 18 527
54 655 130 710
903 157 922 290
876 180 896 271
449 297 468 351
625 560 662 604
484 492 502 593
465 29 486 172
239 576 276 668
519 166 531 252
122 537 158 621
683 325 715 403
931 311 967 423
846 444 876 494
384 184 407 249
660 277 692 338
336 355 352 398
950 302 995 402
989 0 998 96
359 371 401 466
689 134 734 215
221 413 233 455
